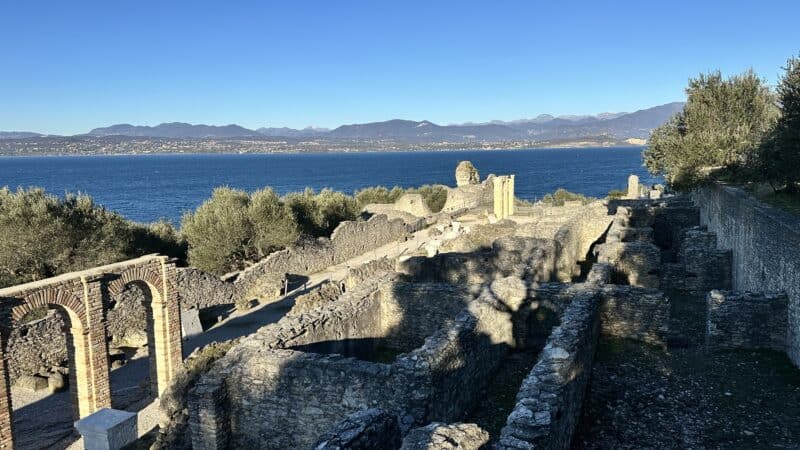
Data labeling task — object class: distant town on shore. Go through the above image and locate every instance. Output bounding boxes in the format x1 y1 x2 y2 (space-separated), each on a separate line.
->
0 102 680 156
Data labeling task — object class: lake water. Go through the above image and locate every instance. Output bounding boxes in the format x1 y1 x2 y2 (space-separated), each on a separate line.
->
0 147 659 223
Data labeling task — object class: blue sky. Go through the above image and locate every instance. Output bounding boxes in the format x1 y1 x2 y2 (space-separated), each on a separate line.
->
2 0 799 135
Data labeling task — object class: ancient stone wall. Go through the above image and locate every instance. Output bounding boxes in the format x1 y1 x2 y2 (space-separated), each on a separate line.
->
379 282 474 352
314 408 402 449
6 310 67 382
235 214 409 288
706 290 788 352
694 184 800 365
498 292 601 450
401 422 489 449
599 286 669 347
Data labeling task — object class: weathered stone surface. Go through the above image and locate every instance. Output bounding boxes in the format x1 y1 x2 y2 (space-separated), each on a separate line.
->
600 286 670 347
15 374 48 392
180 308 203 339
706 290 788 352
498 292 601 450
314 408 402 449
626 174 640 199
74 408 137 450
455 161 480 187
394 193 433 217
400 422 489 449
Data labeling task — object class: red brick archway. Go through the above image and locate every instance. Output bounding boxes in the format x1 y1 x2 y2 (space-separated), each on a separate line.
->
0 255 181 449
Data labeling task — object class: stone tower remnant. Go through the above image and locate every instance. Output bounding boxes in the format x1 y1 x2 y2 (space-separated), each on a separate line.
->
455 161 480 187
493 175 515 219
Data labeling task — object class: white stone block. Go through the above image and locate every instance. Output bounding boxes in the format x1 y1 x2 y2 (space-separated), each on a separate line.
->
74 408 137 450
181 307 203 339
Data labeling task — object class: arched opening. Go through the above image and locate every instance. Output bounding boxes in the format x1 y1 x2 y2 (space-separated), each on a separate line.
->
107 269 175 401
6 298 95 450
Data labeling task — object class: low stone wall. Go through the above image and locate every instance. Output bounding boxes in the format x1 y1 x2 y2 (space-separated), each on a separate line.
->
399 236 559 285
706 290 788 352
379 282 475 352
694 184 800 365
498 291 601 450
549 203 613 282
314 408 402 449
660 227 732 296
175 267 240 310
599 286 669 347
235 214 409 289
7 310 67 382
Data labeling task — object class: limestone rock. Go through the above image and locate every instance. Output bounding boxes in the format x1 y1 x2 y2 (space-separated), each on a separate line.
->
48 371 66 393
455 161 480 187
394 193 432 217
401 423 489 449
16 374 48 392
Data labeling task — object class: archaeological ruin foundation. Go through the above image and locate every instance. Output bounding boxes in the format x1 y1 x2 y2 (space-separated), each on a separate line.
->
4 163 800 449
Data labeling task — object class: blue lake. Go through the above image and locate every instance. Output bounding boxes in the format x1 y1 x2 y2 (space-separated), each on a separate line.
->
0 147 659 223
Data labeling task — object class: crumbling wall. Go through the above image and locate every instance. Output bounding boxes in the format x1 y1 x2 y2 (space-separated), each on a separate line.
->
600 286 669 347
175 267 240 310
235 214 409 287
401 422 489 450
706 290 788 352
314 408 402 449
379 282 475 352
498 292 601 450
7 310 67 382
694 184 800 365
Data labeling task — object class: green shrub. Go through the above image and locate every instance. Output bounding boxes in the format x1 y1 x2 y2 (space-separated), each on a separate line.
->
181 188 254 275
644 70 779 190
541 188 593 206
756 54 800 191
408 184 448 213
249 188 299 258
0 187 183 288
284 188 358 237
607 189 627 200
354 186 405 208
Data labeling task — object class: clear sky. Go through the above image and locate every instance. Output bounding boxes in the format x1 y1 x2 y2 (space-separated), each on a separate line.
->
2 0 800 135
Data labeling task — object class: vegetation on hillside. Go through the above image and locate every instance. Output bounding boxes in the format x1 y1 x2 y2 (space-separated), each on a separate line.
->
540 188 595 206
0 188 185 289
644 52 800 196
354 184 448 213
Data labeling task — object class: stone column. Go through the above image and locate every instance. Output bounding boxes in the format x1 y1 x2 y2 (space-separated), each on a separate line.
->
80 276 111 414
0 333 14 449
627 174 640 199
493 177 504 219
507 175 515 217
159 258 183 390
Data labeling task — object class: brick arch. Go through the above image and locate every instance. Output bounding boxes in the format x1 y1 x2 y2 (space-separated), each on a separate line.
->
107 266 165 301
10 288 87 330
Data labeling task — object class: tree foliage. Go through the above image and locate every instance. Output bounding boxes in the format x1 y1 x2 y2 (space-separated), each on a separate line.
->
0 188 184 288
644 70 779 190
756 54 800 190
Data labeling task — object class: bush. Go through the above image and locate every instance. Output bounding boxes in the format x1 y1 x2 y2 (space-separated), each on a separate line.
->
607 189 627 200
644 70 779 190
0 187 183 288
249 188 299 258
354 186 405 208
408 184 448 213
284 188 358 237
757 54 800 190
541 188 593 206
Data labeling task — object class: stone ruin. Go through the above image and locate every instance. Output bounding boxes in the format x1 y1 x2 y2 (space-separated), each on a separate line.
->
183 184 707 449
455 161 480 187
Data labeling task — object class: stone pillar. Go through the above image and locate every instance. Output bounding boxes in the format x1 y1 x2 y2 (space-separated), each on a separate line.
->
80 276 112 414
0 334 14 450
493 177 504 219
154 258 182 395
627 174 640 199
507 175 515 217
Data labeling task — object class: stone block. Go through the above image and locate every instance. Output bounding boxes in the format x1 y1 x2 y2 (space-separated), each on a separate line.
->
15 374 48 392
74 408 137 450
181 307 203 339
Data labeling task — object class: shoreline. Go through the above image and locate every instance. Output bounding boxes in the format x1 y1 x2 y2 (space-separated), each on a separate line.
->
0 144 646 158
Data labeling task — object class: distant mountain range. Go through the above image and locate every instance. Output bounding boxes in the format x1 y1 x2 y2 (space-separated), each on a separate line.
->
1 102 683 142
